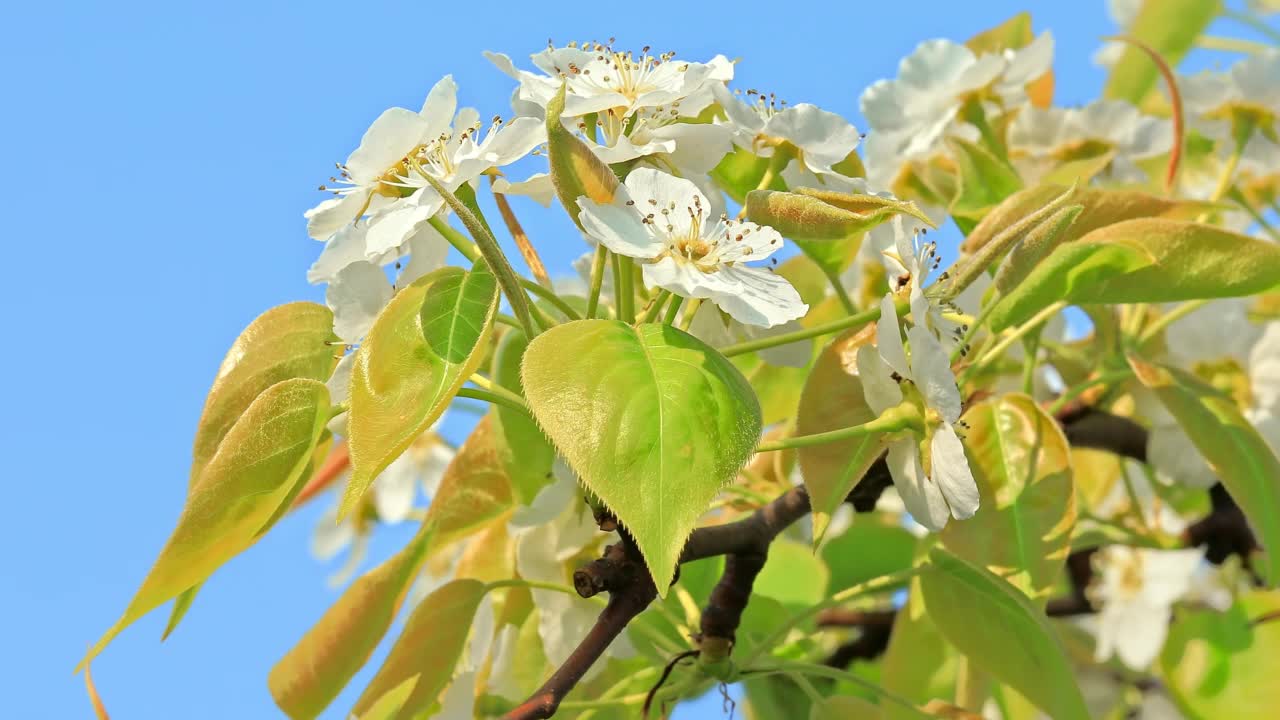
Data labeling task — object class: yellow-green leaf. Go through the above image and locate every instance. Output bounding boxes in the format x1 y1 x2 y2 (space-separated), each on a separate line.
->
947 136 1023 222
269 520 437 720
919 548 1089 720
190 302 338 486
989 219 1280 331
796 325 887 542
1129 358 1280 585
344 263 499 517
941 394 1076 603
491 329 555 504
428 416 514 549
882 576 958 720
1104 0 1220 104
521 319 761 594
351 579 488 718
81 378 330 668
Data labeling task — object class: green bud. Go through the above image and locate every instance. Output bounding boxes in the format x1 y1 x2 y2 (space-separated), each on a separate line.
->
745 189 930 240
994 204 1084 295
546 84 619 228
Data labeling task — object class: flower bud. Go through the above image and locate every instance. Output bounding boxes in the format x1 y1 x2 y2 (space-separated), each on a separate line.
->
546 84 619 228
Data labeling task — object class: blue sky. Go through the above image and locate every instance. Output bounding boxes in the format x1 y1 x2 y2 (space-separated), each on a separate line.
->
4 1 1266 718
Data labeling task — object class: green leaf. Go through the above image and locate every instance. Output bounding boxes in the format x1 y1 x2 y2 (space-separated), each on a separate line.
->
269 520 437 720
344 263 499 517
940 394 1076 603
521 319 761 593
947 136 1023 222
796 325 887 542
351 579 488 718
989 219 1280 331
754 537 830 607
711 146 785 204
1160 591 1280 719
918 547 1089 720
992 204 1083 296
882 577 958 720
811 695 883 720
190 302 338 486
491 329 555 504
745 188 930 240
822 524 917 595
1129 357 1280 585
80 378 330 669
427 416 514 549
1104 0 1220 104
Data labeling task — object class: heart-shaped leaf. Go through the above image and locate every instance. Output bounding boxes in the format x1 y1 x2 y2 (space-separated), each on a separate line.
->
269 520 437 720
919 547 1090 720
191 302 338 486
795 325 887 542
989 219 1280 331
352 579 488 718
941 393 1076 603
521 319 761 593
81 378 330 668
1129 357 1280 585
344 263 499 516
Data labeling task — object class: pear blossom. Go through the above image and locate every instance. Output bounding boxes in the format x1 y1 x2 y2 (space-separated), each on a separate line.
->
1181 51 1280 137
576 168 808 327
860 33 1054 185
1093 0 1142 67
1008 100 1173 184
711 83 862 178
1090 545 1204 669
485 42 731 121
1145 304 1280 488
687 302 811 367
306 75 543 272
311 426 455 585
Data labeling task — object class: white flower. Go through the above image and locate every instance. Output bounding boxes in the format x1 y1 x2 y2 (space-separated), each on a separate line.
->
1091 546 1203 669
860 33 1054 185
576 168 807 327
1009 100 1173 184
712 83 862 177
1094 0 1143 67
310 425 455 585
509 463 633 683
485 43 731 121
1146 305 1280 488
306 76 543 273
316 223 449 343
1182 51 1280 131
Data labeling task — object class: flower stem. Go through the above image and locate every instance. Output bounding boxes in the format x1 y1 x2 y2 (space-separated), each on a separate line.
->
755 403 919 452
586 244 609 320
489 174 552 289
663 294 685 325
617 256 637 323
1138 298 1209 345
744 662 931 718
1045 369 1133 416
721 301 890 357
637 289 672 324
822 265 859 315
456 386 530 416
1194 35 1274 54
678 298 702 331
430 215 480 262
969 301 1067 374
1229 187 1280 242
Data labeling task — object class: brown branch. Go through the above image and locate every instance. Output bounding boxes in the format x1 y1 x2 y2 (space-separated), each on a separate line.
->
1056 406 1147 462
823 620 894 668
503 532 657 720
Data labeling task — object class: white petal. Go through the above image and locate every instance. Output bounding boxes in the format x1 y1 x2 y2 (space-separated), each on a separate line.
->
476 116 545 166
707 264 809 328
931 423 979 519
345 107 432 182
714 221 786 263
419 75 458 136
397 222 449 286
651 122 735 174
623 167 709 239
907 322 963 424
577 198 664 259
1139 548 1205 606
591 134 677 166
1250 323 1280 411
737 320 812 367
310 505 355 560
887 439 950 532
509 462 577 528
327 261 393 343
435 671 476 720
372 452 418 523
308 221 371 283
856 344 904 414
304 192 368 242
765 104 861 175
364 195 439 257
419 442 456 498
712 82 765 134
686 302 736 349
1001 31 1055 89
876 294 911 378
493 173 556 207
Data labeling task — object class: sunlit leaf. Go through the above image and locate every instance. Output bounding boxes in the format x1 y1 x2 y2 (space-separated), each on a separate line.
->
521 319 761 593
190 302 338 486
989 219 1280 331
883 576 959 720
1129 357 1280 585
344 263 499 517
81 379 330 668
941 394 1076 603
711 146 785 204
823 523 918 595
947 136 1024 223
796 324 887 542
351 579 488 718
1104 0 1220 104
491 329 555 504
753 537 830 607
1160 591 1280 719
919 548 1089 720
811 695 883 720
268 520 437 720
428 416 514 549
